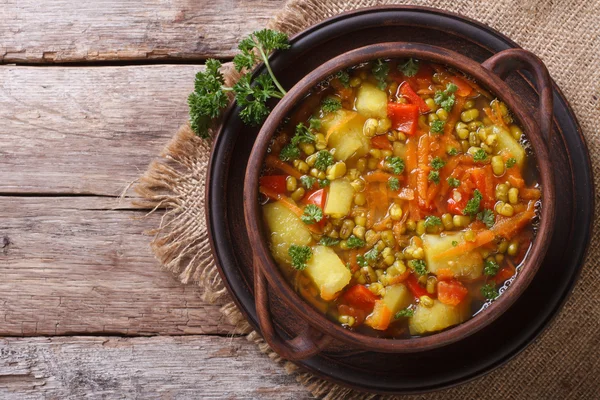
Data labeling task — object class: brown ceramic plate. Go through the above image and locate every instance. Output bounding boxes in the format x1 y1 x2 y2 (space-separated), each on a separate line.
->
206 6 593 394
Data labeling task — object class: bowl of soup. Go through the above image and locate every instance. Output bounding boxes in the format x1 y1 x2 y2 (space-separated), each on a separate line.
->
243 43 555 360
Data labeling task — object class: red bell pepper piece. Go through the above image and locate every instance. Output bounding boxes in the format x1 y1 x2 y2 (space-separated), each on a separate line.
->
387 103 419 135
406 274 429 299
437 280 468 306
447 188 469 215
468 167 495 209
259 175 287 194
371 135 393 150
304 188 328 228
341 284 378 311
399 82 430 113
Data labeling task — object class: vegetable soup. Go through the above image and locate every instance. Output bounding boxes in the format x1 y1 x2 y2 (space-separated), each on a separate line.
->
259 58 540 338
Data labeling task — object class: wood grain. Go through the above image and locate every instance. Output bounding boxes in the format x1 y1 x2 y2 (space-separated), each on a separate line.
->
0 64 200 196
0 0 285 64
0 335 309 399
0 196 235 336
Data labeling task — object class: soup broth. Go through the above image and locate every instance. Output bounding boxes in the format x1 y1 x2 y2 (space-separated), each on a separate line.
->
259 59 540 338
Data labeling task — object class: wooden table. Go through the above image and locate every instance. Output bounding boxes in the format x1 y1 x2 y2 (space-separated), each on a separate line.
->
0 1 315 398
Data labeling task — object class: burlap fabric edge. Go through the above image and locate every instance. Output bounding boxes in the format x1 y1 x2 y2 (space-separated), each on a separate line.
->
135 1 600 398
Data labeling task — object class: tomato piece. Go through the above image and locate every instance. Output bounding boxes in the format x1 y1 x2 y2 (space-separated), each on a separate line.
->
371 135 393 150
494 265 516 285
259 175 287 194
437 280 468 306
304 188 328 228
468 167 495 209
447 188 469 215
387 103 419 135
406 274 429 299
341 284 378 311
449 75 473 97
399 82 430 113
337 304 367 325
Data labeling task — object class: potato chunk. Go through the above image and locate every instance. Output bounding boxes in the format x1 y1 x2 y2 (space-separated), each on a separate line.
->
355 83 388 119
263 202 312 264
321 110 369 161
422 233 483 280
409 299 470 335
305 246 351 301
381 284 412 315
324 179 354 217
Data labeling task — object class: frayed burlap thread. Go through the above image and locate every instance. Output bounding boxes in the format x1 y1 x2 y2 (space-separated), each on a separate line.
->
138 0 599 398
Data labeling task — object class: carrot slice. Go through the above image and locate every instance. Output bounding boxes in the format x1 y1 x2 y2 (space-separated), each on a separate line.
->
492 201 536 240
364 171 395 183
364 301 393 331
265 155 302 179
520 188 542 200
443 96 466 136
405 136 418 173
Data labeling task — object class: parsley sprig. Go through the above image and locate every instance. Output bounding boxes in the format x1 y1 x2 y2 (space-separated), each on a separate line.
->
301 204 323 225
399 58 419 77
463 189 483 216
188 29 289 138
434 83 458 112
288 245 312 271
372 59 390 90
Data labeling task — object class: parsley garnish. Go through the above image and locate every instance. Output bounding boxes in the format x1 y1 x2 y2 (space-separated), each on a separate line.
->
279 144 300 161
321 97 342 114
434 83 457 113
386 156 405 174
291 123 316 146
364 248 379 262
301 204 323 225
424 215 442 228
431 157 446 170
318 178 330 187
480 283 499 300
372 59 390 90
428 170 440 184
473 148 487 161
319 236 340 247
447 177 461 187
309 118 321 131
395 308 414 318
477 209 495 228
484 260 500 276
300 175 316 189
451 240 458 247
314 150 334 171
399 58 419 77
336 70 350 88
346 235 366 249
448 148 459 156
388 177 400 191
356 255 368 268
188 30 289 138
288 245 312 271
506 158 517 168
463 189 483 216
409 259 427 275
430 120 445 134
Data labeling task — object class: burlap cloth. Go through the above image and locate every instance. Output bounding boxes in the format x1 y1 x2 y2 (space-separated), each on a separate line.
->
135 1 599 398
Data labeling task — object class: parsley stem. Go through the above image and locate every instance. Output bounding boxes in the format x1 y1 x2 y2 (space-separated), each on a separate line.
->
258 46 287 95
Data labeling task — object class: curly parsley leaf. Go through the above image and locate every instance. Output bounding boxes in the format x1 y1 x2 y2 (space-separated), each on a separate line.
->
409 259 427 275
484 259 500 276
288 245 312 271
434 83 458 112
386 156 405 175
309 118 321 131
448 147 459 156
452 240 458 247
395 308 414 318
346 235 366 249
301 204 323 225
319 236 340 247
481 283 499 300
291 123 316 146
463 189 483 216
364 248 379 262
477 209 495 228
431 157 446 170
321 97 342 114
388 177 400 191
473 148 488 162
430 120 445 134
506 157 517 168
428 170 440 184
336 70 350 88
279 143 300 161
447 177 461 187
318 178 330 188
372 59 390 90
424 215 442 228
314 150 334 171
300 175 316 189
399 58 419 77
234 73 282 126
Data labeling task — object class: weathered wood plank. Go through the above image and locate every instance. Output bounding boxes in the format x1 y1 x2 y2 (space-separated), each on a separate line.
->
0 64 201 196
0 196 236 336
0 335 310 399
0 0 285 64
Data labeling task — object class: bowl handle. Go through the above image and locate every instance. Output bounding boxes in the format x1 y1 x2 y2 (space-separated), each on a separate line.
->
253 255 331 360
481 49 553 143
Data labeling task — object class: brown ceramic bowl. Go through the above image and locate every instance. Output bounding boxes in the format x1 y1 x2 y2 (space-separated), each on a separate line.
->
243 42 556 360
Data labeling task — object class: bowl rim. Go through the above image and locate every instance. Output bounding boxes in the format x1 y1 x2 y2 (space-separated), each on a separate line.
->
244 42 556 353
